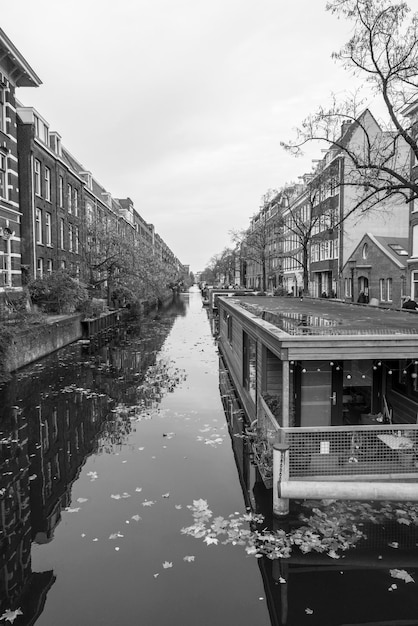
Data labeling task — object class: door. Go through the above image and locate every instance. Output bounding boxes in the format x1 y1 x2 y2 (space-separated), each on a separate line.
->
299 360 332 426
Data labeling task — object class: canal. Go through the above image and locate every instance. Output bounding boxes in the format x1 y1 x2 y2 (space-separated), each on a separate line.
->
0 286 418 625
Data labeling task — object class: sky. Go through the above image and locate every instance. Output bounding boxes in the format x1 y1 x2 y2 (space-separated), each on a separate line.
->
4 0 418 273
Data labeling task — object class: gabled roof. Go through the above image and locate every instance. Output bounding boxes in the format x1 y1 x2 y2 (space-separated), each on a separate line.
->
0 28 41 87
354 233 409 269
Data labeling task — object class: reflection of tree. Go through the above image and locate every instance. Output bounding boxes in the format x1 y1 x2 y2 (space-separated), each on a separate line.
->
0 298 187 618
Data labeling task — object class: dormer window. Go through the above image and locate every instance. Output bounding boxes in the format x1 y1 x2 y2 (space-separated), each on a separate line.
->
362 243 368 260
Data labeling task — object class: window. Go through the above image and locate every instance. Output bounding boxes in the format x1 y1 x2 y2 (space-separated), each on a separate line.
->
0 90 4 133
226 314 233 343
379 278 393 302
45 212 52 246
243 332 257 402
0 153 6 199
59 176 64 207
34 159 41 196
387 278 393 302
379 278 386 301
67 184 72 213
389 243 408 256
74 188 79 216
362 243 368 259
60 218 65 249
344 277 352 298
45 166 51 201
69 224 73 252
36 257 43 278
75 226 79 253
412 225 418 258
60 259 66 269
413 271 418 300
35 208 42 243
47 259 53 275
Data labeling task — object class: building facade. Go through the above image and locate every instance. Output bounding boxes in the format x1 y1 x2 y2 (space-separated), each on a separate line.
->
0 30 41 300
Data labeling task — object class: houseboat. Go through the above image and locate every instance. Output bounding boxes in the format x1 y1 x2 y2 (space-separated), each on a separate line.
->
217 295 418 515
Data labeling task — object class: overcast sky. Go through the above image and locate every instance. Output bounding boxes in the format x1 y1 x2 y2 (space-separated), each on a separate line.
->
4 0 417 272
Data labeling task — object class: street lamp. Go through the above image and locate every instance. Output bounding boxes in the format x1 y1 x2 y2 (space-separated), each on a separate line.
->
347 259 357 302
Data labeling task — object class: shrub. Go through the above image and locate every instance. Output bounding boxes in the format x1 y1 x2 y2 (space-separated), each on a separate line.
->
28 271 88 314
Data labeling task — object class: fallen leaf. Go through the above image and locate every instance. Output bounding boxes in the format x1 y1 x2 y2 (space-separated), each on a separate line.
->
390 569 415 584
77 498 88 503
65 507 81 513
131 515 142 522
305 608 313 614
388 542 399 549
183 555 195 562
0 608 23 623
162 493 170 498
204 536 219 546
135 487 142 492
109 532 124 540
162 561 173 569
142 500 155 507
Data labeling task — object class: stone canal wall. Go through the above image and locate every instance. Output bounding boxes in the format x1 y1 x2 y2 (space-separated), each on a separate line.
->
6 314 83 372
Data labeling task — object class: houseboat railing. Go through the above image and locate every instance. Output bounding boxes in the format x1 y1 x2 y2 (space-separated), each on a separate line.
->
283 424 418 480
256 394 418 480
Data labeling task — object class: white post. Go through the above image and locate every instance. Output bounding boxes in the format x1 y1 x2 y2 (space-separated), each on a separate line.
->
282 360 289 428
273 440 290 517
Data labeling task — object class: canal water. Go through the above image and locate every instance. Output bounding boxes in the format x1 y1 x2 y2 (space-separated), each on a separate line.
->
0 286 418 625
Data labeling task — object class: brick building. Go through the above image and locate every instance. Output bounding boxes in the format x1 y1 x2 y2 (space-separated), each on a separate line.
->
0 29 41 298
342 233 408 306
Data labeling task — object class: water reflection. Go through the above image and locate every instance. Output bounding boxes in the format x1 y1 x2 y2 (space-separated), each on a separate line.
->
0 297 185 622
219 357 418 625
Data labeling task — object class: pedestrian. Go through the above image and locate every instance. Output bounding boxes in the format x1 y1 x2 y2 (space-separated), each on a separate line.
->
402 296 418 310
357 291 368 303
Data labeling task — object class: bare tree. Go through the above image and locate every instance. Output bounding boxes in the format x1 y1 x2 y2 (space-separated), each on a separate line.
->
231 189 280 291
282 0 418 213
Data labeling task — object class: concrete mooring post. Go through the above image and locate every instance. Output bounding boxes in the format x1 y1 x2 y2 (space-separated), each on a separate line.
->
273 440 290 517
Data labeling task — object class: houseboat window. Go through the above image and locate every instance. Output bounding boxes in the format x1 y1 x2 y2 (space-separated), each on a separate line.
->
391 359 418 397
227 315 233 343
243 332 257 402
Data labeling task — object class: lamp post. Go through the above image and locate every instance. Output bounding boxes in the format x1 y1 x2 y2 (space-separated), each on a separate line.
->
347 259 357 302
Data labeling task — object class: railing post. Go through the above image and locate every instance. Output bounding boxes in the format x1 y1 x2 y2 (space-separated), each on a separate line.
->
273 438 290 517
282 360 289 428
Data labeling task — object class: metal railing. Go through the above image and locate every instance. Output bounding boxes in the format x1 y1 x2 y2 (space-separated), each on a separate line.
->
257 394 418 480
284 424 418 479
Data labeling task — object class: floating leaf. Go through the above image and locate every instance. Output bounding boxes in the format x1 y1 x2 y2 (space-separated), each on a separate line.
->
204 535 219 546
65 507 81 513
183 555 195 562
131 515 142 522
0 608 23 623
109 532 124 540
142 500 155 507
162 493 170 498
77 498 88 503
162 561 173 569
390 569 415 584
305 608 313 615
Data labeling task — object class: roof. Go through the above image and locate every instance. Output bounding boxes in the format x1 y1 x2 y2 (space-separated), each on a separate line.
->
224 296 418 337
0 28 42 87
371 235 409 265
